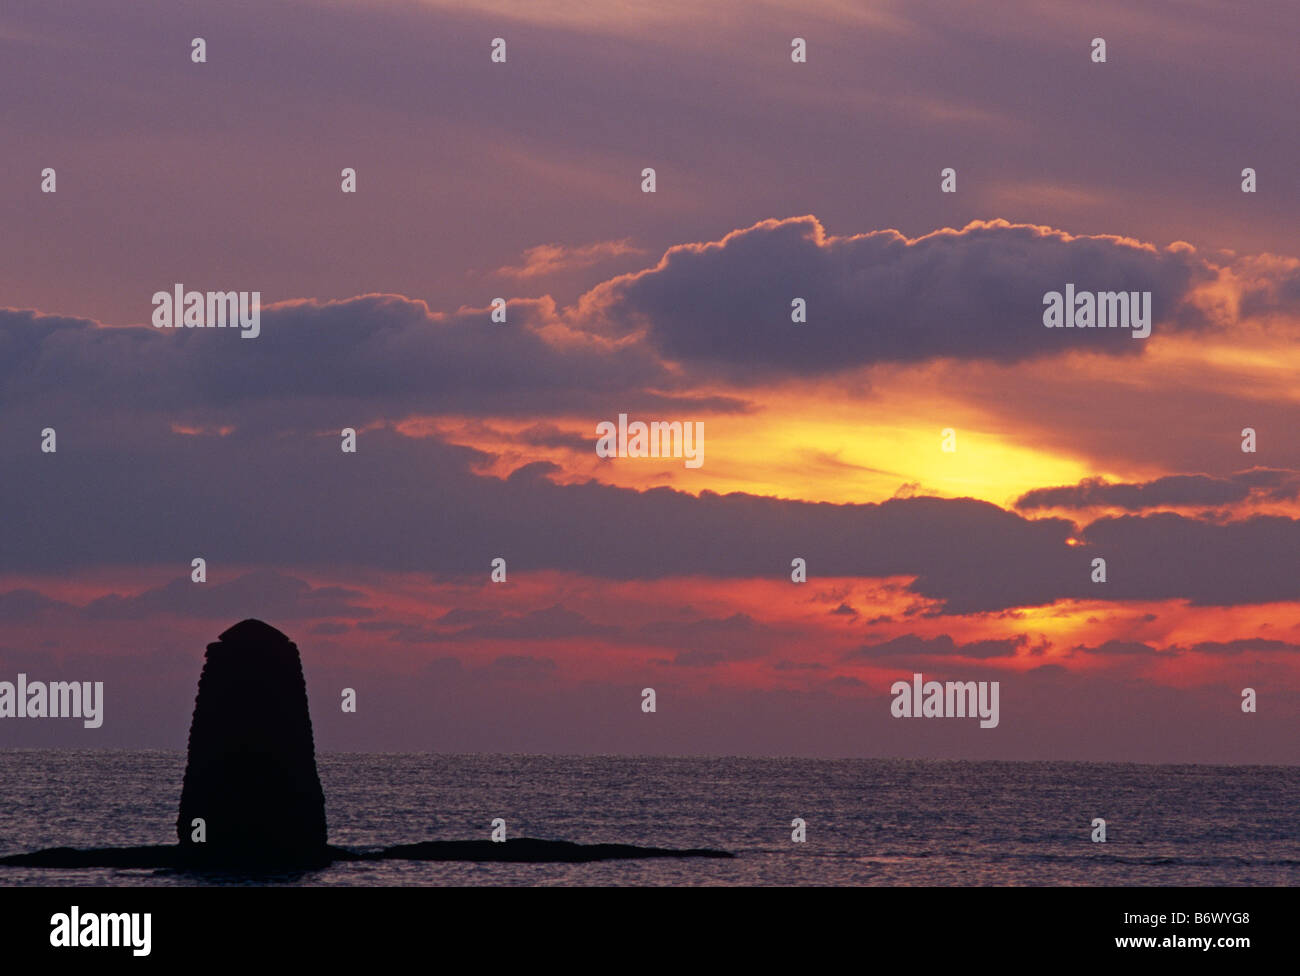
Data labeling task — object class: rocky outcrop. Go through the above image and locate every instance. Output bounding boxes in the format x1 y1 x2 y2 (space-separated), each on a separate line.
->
175 619 328 866
0 618 732 872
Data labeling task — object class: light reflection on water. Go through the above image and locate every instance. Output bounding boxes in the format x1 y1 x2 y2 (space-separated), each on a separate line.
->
1 750 1296 886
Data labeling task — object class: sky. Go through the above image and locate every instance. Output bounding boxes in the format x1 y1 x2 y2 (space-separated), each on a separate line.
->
1 0 1298 761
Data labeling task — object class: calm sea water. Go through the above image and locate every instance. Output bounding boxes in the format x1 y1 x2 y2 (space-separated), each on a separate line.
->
0 750 1296 886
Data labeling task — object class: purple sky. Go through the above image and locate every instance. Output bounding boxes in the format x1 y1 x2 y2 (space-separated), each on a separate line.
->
2 0 1298 762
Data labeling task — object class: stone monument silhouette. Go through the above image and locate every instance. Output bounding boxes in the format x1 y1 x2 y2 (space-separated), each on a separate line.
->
175 619 328 866
1 618 729 870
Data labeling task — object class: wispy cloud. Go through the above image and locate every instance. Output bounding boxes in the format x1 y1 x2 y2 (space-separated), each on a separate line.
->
495 239 646 278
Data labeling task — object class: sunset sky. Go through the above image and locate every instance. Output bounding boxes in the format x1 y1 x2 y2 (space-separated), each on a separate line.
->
2 0 1298 762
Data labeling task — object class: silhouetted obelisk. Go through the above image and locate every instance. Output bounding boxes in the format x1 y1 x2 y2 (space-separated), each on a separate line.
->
2 617 733 871
176 619 328 867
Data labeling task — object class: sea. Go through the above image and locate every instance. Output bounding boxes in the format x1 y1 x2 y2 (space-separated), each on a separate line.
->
1 750 1296 886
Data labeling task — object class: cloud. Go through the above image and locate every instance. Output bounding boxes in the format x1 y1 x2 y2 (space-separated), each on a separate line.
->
446 420 594 453
1072 637 1300 656
1014 469 1300 511
1235 255 1300 320
575 216 1216 379
359 605 619 644
5 424 1300 612
849 633 1030 659
1071 639 1166 656
358 605 787 662
0 297 742 430
0 571 372 623
491 654 557 679
0 589 75 621
495 239 646 278
671 649 729 667
5 0 1299 340
309 621 351 635
81 570 374 621
8 217 1297 440
1076 512 1300 608
1187 638 1300 655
